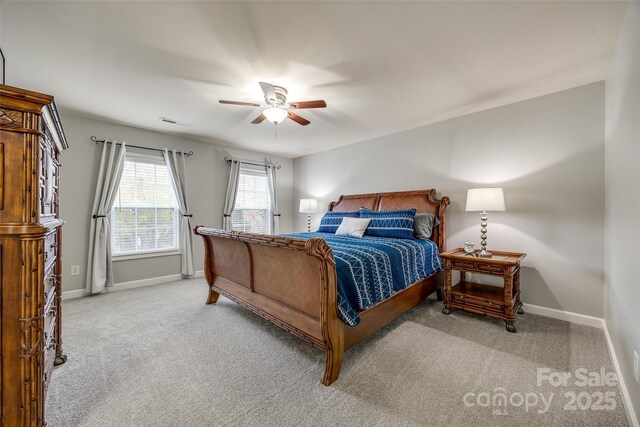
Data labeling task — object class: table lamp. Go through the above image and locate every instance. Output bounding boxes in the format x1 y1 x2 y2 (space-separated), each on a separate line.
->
299 199 318 232
465 188 505 258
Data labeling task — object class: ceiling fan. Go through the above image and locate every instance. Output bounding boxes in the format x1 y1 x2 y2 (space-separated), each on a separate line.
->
219 82 326 126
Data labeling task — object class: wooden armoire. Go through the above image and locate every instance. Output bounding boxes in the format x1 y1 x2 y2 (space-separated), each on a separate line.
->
0 85 68 426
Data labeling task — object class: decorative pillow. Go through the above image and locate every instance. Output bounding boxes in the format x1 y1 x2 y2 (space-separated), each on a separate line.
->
414 213 441 240
317 211 359 233
359 207 417 239
335 217 371 237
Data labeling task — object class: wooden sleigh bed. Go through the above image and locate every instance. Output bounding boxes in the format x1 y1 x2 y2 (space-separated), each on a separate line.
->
194 189 449 385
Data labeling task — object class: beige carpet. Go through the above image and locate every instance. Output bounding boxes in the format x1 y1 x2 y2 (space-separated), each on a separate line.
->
46 278 629 426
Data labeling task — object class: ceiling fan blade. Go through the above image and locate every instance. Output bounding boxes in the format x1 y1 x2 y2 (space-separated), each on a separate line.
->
251 114 266 124
219 100 261 107
288 112 310 126
259 82 277 103
288 100 327 109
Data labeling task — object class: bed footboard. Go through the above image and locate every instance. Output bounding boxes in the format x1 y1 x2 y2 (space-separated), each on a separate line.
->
194 227 345 385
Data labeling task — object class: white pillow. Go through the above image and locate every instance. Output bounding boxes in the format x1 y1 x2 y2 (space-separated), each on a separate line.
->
335 217 371 237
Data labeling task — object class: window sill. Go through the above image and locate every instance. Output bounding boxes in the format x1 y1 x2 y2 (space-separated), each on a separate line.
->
113 250 181 262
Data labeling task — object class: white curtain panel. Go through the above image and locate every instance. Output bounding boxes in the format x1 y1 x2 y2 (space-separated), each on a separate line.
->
163 149 195 277
223 160 241 230
265 164 280 234
86 141 127 294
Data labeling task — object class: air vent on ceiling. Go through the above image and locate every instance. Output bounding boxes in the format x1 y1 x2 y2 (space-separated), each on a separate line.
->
160 117 193 127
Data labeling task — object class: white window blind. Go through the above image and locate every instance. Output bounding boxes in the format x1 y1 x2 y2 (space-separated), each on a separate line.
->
111 155 179 255
232 167 272 234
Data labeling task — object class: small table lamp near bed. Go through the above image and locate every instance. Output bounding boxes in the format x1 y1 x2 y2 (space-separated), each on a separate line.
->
466 188 505 258
299 198 318 232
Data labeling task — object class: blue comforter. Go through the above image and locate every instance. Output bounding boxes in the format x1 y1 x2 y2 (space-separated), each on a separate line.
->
284 233 443 326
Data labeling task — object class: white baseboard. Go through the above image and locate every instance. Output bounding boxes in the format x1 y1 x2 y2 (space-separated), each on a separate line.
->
62 269 205 300
522 303 604 329
603 320 639 427
61 288 88 300
103 273 183 293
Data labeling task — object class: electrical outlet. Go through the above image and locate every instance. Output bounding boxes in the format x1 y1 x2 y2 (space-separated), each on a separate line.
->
70 265 80 276
634 351 639 383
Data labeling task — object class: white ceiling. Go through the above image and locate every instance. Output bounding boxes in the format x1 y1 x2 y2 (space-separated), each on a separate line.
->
1 1 628 158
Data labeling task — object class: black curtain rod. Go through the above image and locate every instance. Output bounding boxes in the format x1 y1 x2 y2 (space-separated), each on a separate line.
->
224 157 281 170
90 136 193 157
1 47 5 85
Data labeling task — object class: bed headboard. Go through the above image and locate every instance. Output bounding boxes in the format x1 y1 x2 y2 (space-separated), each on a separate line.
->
328 189 450 251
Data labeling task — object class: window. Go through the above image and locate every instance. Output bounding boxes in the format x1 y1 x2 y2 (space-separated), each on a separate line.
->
111 154 179 256
232 167 272 234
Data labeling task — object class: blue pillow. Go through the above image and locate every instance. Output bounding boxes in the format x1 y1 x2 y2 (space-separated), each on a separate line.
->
318 211 359 233
359 207 417 239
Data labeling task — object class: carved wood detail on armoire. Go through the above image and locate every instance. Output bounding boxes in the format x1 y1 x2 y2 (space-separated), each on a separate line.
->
0 84 69 426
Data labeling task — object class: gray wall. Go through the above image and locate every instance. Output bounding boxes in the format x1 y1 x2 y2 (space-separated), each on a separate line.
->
605 1 640 417
59 114 293 292
293 82 605 317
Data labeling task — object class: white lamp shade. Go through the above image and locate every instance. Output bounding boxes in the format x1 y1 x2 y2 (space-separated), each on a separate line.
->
465 188 505 212
263 107 288 124
299 198 318 213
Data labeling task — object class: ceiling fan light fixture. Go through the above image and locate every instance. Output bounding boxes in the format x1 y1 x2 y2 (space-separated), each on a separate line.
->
263 107 288 124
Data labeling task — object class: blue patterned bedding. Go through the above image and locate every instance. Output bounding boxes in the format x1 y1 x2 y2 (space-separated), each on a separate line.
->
283 233 443 326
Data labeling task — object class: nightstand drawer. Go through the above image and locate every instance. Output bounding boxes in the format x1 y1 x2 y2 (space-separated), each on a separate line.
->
476 263 504 274
451 294 504 311
452 294 504 315
451 259 504 275
451 260 477 271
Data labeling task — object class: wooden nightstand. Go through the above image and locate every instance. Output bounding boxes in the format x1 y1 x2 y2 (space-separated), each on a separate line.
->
439 248 527 332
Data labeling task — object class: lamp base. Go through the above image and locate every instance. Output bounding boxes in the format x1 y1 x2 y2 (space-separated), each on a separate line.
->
477 249 493 258
478 210 492 258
